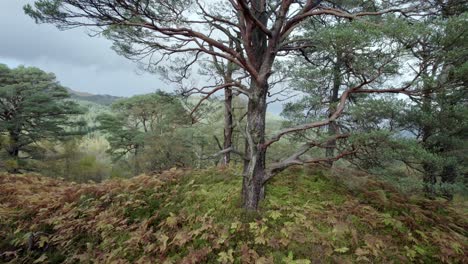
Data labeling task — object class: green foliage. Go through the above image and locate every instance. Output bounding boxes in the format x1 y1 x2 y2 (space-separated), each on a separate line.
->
0 64 86 171
3 159 19 173
96 91 193 174
399 4 468 197
280 1 468 199
34 136 114 182
345 16 468 195
282 8 405 126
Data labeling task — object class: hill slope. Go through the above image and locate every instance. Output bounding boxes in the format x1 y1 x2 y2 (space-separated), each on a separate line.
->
0 167 467 263
67 88 122 106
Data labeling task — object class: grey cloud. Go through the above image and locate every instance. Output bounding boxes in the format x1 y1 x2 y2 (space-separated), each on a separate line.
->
0 0 168 96
0 0 285 114
1 0 128 69
1 56 168 97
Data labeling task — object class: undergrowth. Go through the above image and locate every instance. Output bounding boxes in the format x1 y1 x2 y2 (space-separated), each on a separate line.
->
0 166 466 263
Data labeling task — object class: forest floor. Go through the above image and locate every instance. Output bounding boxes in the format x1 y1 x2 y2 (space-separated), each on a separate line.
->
0 166 467 263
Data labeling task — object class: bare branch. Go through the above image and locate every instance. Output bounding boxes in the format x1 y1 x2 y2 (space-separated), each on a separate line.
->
265 139 355 183
208 146 249 160
188 82 238 121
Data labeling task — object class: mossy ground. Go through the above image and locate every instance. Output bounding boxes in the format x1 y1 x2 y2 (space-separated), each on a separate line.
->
0 166 466 263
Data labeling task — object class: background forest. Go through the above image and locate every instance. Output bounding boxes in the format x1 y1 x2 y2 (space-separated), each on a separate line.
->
0 0 467 263
2 65 466 198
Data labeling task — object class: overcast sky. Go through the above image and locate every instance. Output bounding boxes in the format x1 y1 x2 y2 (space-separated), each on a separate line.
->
0 0 287 114
0 0 169 97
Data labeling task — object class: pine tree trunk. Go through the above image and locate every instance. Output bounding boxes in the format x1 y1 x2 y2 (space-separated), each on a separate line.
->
7 131 20 173
134 144 141 175
326 52 342 164
7 146 19 158
421 67 435 197
422 162 436 198
242 82 268 210
223 88 233 165
440 164 456 200
325 122 338 163
240 0 270 210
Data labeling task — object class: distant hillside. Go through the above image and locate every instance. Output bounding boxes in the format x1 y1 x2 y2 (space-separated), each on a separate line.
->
66 88 122 106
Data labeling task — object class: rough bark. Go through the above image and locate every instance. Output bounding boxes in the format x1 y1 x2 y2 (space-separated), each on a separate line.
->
239 0 271 210
242 81 268 210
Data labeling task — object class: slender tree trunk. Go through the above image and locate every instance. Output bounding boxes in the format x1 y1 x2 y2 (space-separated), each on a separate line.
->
242 138 250 175
326 123 339 162
421 66 436 197
241 137 250 202
222 88 233 165
134 144 141 175
7 131 20 173
326 53 342 164
421 137 436 197
422 162 437 198
440 164 456 200
242 82 268 210
7 146 19 158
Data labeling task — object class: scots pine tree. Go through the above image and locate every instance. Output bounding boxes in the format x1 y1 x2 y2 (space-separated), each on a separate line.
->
0 64 85 172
